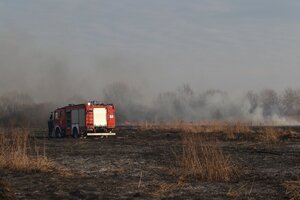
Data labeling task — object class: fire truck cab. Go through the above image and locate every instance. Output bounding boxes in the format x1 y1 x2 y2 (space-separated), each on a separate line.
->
48 102 116 138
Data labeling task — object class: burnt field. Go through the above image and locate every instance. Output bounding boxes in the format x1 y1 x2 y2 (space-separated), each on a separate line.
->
1 125 300 200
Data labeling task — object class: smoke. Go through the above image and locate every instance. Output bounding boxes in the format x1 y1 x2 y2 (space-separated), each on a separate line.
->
0 29 72 101
1 30 300 126
102 83 300 125
0 92 55 127
2 85 300 127
102 82 149 122
0 29 149 103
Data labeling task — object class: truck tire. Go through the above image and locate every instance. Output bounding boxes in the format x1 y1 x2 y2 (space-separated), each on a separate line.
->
55 128 62 138
72 127 79 138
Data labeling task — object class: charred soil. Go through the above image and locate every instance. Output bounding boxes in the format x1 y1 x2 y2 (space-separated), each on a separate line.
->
1 126 300 199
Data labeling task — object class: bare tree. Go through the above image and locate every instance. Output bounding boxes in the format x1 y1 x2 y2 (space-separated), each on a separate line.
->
259 89 279 116
246 91 259 113
280 88 300 116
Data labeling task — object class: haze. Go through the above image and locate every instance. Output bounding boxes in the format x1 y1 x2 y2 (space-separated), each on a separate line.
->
0 0 300 102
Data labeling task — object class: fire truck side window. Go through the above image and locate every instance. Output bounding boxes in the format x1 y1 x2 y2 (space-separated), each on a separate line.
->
55 111 60 120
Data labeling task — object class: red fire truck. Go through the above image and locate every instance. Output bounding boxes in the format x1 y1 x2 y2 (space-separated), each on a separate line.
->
48 102 116 138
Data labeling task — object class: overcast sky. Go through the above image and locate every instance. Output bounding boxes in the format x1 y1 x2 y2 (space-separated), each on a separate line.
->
0 1 300 100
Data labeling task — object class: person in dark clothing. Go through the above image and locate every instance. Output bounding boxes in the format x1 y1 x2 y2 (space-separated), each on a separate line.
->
48 112 54 137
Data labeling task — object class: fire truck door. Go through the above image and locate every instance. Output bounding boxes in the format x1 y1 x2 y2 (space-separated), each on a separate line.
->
79 109 85 127
66 111 71 128
93 108 107 126
71 110 79 131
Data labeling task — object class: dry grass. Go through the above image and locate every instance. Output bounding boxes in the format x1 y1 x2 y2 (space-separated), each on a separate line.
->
140 122 246 182
223 122 252 139
257 127 281 143
137 121 202 133
152 182 179 197
179 133 238 182
152 176 185 197
138 122 290 143
226 183 254 199
0 180 14 200
0 128 70 175
226 187 241 199
138 121 252 135
283 181 300 200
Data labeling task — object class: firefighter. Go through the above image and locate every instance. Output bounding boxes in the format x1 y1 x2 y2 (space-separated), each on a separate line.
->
48 112 54 137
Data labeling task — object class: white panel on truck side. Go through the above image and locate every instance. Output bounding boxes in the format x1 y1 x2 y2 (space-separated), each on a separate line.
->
93 108 107 126
71 110 79 124
79 108 85 127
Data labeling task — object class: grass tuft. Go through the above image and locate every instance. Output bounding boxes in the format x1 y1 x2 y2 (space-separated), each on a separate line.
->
179 133 238 182
283 181 300 200
0 128 71 175
0 180 14 200
257 127 281 143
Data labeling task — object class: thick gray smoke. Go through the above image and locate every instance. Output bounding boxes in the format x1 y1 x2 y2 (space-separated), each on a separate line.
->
103 83 300 125
0 30 72 101
1 30 300 126
0 30 148 103
2 85 300 127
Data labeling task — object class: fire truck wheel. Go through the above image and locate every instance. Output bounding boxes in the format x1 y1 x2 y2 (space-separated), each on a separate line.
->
72 127 79 138
55 128 62 138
